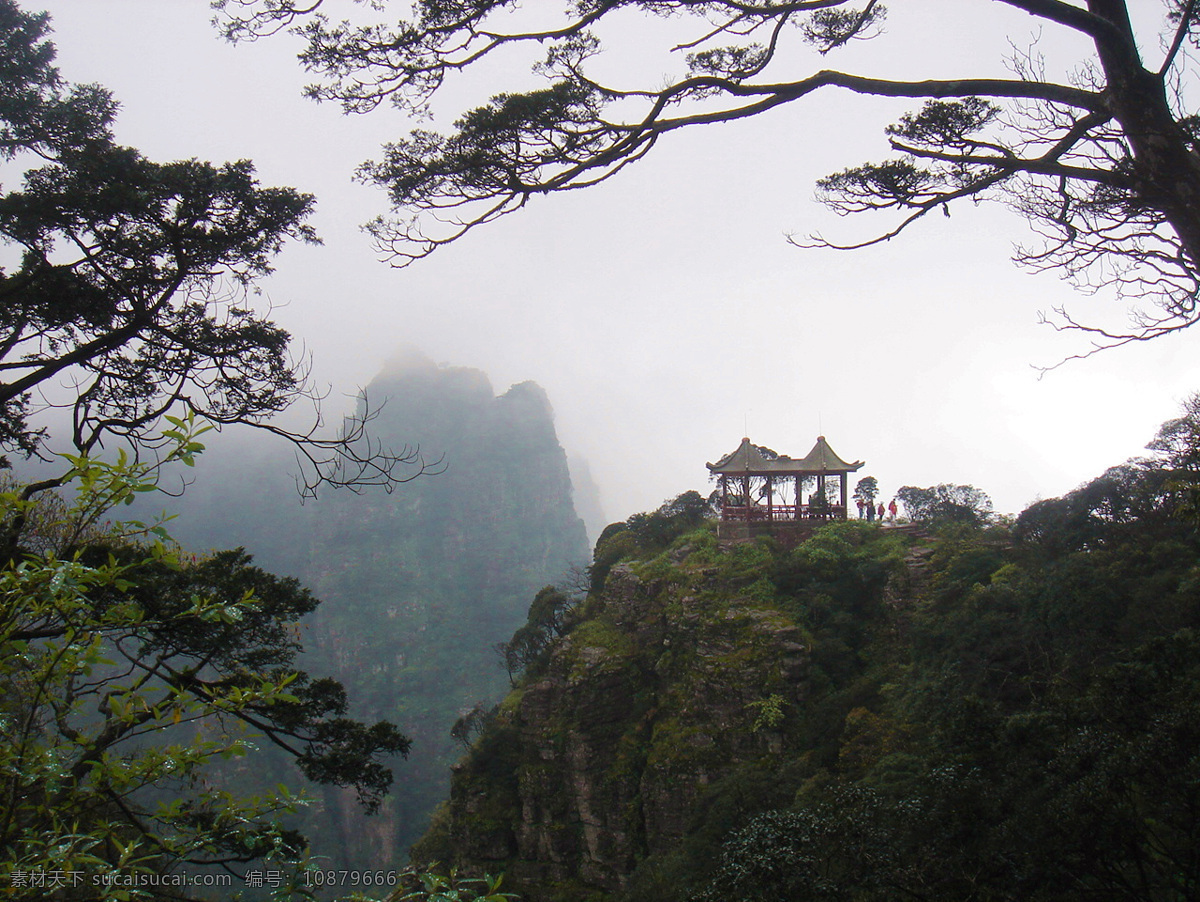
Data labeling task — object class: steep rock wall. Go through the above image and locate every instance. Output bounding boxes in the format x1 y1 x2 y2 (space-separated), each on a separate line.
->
146 347 591 869
434 553 809 898
300 350 590 862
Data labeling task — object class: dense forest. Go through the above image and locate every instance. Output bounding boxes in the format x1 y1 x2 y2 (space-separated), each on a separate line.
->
418 397 1200 902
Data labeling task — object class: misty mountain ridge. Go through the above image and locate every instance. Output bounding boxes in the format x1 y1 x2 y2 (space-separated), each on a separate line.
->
119 347 591 868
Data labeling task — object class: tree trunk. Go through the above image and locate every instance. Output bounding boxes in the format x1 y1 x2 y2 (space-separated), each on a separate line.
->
1089 0 1200 281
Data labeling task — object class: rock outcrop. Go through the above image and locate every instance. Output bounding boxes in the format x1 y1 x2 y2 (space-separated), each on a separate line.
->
430 549 810 898
149 347 591 869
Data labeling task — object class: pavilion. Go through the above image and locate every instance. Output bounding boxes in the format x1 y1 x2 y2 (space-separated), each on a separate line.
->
706 436 864 539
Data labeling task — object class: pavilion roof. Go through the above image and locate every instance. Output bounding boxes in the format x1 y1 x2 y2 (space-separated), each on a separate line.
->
707 436 863 476
795 435 864 473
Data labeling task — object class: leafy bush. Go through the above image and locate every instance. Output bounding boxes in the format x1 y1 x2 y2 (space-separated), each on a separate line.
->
896 484 993 527
0 429 408 897
589 491 713 590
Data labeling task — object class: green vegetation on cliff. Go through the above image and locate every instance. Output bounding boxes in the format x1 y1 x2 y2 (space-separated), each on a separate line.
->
423 402 1200 902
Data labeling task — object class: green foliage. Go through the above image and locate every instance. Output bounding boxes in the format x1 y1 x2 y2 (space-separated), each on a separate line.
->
589 491 712 591
1127 390 1200 528
1 413 209 559
451 703 498 750
745 694 786 732
896 483 993 527
775 522 904 627
1147 391 1200 475
677 401 1200 902
852 476 879 506
414 397 1200 902
390 867 518 902
496 586 579 684
1015 462 1172 554
690 789 903 902
0 0 315 467
0 428 409 898
438 396 1200 901
433 515 910 900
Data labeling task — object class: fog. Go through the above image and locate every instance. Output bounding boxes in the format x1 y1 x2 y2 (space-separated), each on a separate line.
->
30 0 1200 522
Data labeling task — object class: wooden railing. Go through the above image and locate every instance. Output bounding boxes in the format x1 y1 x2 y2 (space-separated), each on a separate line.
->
720 504 846 522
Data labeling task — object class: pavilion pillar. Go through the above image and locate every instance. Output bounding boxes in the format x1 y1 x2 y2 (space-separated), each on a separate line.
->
840 474 848 519
766 475 774 522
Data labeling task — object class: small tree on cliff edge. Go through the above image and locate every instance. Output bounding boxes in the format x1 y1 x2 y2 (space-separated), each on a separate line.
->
218 0 1200 354
854 477 880 507
898 484 994 528
0 0 432 500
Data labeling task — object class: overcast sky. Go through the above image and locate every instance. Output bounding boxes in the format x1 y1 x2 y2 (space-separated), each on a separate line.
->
29 0 1200 523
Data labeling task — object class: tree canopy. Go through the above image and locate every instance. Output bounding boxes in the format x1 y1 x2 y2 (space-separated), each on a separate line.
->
0 434 411 899
0 0 430 494
215 0 1200 350
853 476 879 506
896 482 994 527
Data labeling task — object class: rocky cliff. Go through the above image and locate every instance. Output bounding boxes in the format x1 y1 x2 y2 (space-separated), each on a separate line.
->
414 513 899 901
300 350 591 864
419 440 1200 902
452 561 807 890
147 347 591 869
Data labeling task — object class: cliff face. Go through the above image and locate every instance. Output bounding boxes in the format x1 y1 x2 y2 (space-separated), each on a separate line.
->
147 347 591 869
426 445 1200 902
426 530 819 899
300 350 591 862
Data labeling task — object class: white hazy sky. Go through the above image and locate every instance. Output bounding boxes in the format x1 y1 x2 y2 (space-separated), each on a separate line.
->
28 0 1200 522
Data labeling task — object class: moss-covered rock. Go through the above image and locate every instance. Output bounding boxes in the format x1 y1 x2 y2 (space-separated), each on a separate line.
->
423 526 875 900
